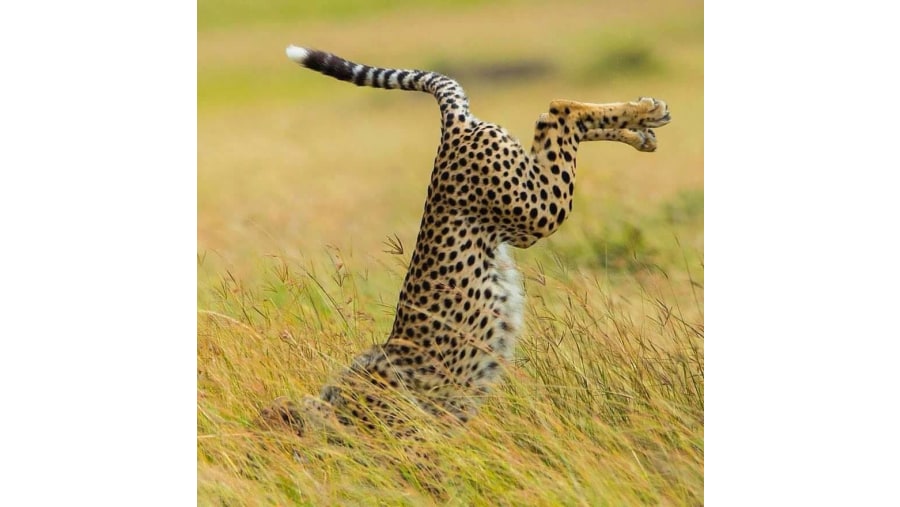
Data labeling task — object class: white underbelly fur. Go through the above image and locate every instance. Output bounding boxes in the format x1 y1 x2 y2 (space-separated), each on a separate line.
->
489 243 525 362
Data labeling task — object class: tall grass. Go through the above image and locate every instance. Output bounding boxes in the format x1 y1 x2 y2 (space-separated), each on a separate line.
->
198 250 703 505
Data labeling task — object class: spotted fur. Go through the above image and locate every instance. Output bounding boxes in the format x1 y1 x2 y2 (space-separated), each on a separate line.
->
260 46 671 438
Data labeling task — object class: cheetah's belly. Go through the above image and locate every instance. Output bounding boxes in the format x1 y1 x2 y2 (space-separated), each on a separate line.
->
487 243 525 362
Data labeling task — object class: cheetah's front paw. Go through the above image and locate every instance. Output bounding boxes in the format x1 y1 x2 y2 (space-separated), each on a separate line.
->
634 128 657 152
633 97 671 128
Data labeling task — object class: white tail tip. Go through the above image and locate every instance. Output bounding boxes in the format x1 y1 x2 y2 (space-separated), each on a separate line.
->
285 45 309 63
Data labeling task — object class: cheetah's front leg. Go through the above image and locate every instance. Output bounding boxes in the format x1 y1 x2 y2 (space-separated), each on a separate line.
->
582 128 658 152
570 97 669 152
551 96 671 130
520 97 671 242
535 112 657 152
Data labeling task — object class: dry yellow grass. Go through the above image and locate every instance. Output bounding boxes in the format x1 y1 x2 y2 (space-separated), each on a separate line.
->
199 0 703 503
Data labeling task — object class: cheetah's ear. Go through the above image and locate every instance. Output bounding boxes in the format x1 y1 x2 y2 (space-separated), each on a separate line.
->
301 394 338 423
257 396 306 437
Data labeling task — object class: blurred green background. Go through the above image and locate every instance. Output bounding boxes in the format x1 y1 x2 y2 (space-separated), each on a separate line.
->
198 0 703 296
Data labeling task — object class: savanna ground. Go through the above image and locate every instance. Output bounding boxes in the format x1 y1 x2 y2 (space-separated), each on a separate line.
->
198 0 703 504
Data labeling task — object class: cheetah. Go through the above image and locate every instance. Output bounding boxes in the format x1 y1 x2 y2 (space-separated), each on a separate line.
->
260 46 670 439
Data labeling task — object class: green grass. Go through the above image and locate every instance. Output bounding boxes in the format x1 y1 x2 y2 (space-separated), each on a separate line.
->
199 0 703 503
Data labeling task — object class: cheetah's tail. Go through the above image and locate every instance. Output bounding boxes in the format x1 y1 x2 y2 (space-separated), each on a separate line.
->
286 45 472 127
